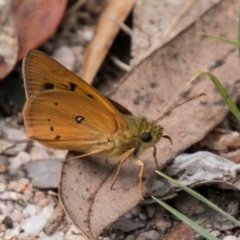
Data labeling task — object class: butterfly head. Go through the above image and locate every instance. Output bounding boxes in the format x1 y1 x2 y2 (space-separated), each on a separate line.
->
137 119 163 154
117 115 164 158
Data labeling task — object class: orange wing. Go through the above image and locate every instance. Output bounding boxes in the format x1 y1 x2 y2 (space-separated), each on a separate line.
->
23 50 128 130
23 90 118 152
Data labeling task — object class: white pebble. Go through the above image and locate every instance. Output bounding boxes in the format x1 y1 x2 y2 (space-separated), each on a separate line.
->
9 152 30 174
223 236 238 240
10 209 22 222
4 226 21 240
0 191 20 201
2 126 27 141
23 204 37 217
22 215 47 236
77 28 94 43
0 202 13 215
53 46 75 71
0 182 6 192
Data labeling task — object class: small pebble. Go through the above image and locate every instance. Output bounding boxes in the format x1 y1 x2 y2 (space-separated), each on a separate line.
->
125 235 136 240
4 226 21 240
0 191 20 201
10 209 22 222
146 205 156 218
18 178 30 185
139 213 147 221
22 215 47 236
35 191 45 202
223 236 239 240
131 205 141 216
154 219 171 233
210 230 221 237
0 182 6 192
53 46 75 71
23 204 37 217
2 126 26 141
0 155 8 173
77 28 94 43
3 216 13 229
7 181 18 190
136 230 160 240
22 190 34 202
38 199 49 208
124 212 133 219
9 151 30 174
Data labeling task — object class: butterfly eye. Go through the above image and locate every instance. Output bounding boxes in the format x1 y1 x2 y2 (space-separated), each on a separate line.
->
76 116 84 124
141 132 152 142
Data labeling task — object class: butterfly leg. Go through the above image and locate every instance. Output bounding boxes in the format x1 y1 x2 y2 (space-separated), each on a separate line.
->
133 158 144 200
110 148 134 190
65 149 105 162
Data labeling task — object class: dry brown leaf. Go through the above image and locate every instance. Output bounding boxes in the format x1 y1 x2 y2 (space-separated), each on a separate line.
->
60 0 240 239
131 0 221 65
80 0 136 84
14 0 67 60
0 0 18 80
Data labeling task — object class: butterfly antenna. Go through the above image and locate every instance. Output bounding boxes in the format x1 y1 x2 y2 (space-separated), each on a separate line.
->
156 93 206 121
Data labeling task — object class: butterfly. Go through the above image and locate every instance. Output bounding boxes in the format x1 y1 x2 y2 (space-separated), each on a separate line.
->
23 50 202 199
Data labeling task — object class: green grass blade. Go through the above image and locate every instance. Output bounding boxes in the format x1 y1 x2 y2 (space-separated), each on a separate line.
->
152 196 218 240
238 0 240 59
199 32 240 47
155 170 240 227
189 72 240 122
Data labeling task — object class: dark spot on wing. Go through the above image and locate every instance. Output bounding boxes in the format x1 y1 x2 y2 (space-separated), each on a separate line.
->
76 116 84 123
43 83 54 90
50 127 54 131
69 82 77 91
55 135 60 140
48 119 51 122
87 94 94 99
54 102 58 106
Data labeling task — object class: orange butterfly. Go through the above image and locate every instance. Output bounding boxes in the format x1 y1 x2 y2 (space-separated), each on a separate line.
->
23 50 202 199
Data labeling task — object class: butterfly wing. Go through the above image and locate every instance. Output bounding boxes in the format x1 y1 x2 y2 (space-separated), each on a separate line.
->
23 90 118 152
23 50 128 130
